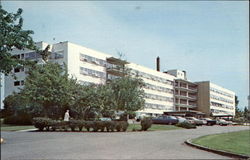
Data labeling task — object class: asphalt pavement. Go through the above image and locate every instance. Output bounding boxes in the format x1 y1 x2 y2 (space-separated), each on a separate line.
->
1 125 249 159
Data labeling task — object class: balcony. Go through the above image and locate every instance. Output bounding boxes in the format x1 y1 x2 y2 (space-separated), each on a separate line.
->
106 66 125 77
175 95 197 100
175 102 197 108
175 86 197 92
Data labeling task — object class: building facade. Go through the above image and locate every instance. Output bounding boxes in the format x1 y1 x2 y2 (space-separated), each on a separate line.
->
196 81 235 117
165 70 198 112
1 41 236 117
1 41 176 116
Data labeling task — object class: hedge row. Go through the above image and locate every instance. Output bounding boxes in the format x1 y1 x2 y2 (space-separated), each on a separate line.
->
175 122 197 129
32 117 129 132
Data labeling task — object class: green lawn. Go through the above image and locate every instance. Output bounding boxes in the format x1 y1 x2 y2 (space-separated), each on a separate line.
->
127 124 182 131
192 130 250 156
0 123 181 132
1 124 35 131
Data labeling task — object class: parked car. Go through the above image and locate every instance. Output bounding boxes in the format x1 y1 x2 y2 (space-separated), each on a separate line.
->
136 113 150 122
99 117 112 121
217 119 229 126
152 116 178 125
176 116 190 123
186 117 203 126
200 118 217 126
199 119 207 125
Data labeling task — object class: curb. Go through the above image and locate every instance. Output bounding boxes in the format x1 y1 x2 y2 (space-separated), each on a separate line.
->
185 139 250 159
16 128 38 132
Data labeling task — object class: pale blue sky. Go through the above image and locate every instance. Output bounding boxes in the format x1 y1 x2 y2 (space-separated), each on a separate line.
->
2 1 249 109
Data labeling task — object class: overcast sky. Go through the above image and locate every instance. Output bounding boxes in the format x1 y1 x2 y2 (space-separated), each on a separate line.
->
2 1 249 109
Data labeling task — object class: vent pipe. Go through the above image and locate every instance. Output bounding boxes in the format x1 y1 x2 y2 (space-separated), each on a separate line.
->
156 56 160 71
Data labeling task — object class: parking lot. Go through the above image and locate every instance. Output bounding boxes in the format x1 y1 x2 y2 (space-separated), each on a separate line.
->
1 125 249 159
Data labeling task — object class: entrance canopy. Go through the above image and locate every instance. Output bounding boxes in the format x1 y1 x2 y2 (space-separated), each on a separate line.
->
164 110 206 118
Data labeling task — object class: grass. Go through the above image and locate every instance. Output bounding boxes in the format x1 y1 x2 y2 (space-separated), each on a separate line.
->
127 123 182 131
1 124 35 131
192 130 250 156
0 118 35 131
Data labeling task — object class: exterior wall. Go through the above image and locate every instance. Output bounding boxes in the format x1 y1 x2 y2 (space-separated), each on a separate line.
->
174 79 198 111
165 69 186 80
127 63 175 115
196 82 211 116
209 83 235 116
1 41 236 117
67 42 110 85
196 81 235 117
2 41 175 116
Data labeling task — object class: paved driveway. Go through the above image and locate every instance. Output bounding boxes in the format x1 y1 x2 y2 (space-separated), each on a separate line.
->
1 125 249 159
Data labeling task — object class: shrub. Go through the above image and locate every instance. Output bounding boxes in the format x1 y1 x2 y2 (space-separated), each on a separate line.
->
92 121 101 132
77 120 85 131
69 120 79 131
115 121 122 131
50 120 61 131
33 117 51 131
105 121 116 132
114 121 128 132
141 117 152 131
176 122 196 129
85 121 94 131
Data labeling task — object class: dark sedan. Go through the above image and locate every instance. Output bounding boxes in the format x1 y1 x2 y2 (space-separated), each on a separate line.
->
152 116 179 125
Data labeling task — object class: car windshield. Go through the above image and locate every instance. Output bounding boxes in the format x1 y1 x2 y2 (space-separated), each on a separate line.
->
169 116 176 119
177 117 185 119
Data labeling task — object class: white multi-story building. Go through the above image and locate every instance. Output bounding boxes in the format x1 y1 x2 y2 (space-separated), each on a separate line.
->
1 41 237 118
196 81 235 117
1 41 176 116
165 70 198 112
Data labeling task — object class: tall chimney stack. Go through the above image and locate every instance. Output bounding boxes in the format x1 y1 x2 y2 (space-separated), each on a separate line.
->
156 56 160 71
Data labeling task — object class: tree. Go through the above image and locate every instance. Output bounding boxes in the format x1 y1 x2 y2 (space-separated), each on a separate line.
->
109 75 145 113
234 96 242 118
72 84 115 120
243 107 250 121
235 95 239 107
21 62 78 118
0 6 37 75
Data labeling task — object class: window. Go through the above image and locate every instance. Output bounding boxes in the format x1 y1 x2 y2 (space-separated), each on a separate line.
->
21 80 24 85
14 81 20 86
21 54 25 59
14 68 20 73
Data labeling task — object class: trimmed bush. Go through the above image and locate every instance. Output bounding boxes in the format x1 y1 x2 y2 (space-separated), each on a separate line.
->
85 121 94 131
32 118 130 132
105 121 116 132
121 121 129 131
141 117 152 131
115 121 122 132
33 117 51 131
176 122 196 129
69 120 79 131
115 121 129 132
77 120 85 131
